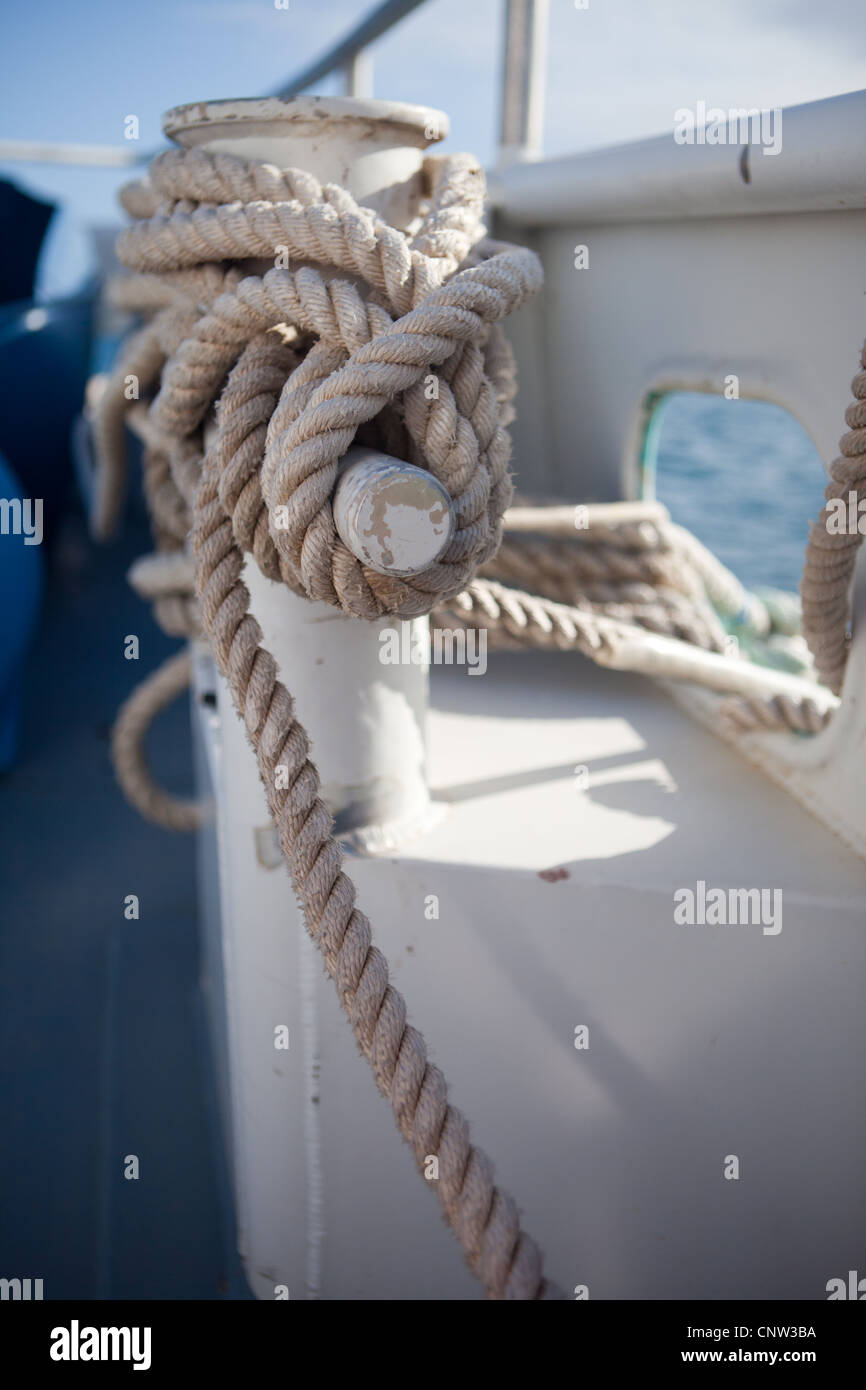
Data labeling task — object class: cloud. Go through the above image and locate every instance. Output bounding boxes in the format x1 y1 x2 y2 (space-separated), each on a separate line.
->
543 0 866 157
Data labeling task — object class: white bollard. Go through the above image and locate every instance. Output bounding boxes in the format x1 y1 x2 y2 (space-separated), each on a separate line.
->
166 96 450 841
176 98 455 1298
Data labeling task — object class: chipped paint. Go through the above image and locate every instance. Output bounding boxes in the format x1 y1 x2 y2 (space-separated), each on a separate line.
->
333 448 454 577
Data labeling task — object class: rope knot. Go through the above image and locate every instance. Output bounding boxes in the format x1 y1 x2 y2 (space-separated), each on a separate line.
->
106 146 541 619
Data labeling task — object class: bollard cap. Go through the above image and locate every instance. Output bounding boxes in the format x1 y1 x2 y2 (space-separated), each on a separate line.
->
332 447 455 578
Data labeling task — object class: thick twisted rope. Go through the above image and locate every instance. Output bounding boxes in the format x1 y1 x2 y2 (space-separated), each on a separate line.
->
718 691 832 736
192 339 557 1299
106 145 560 1300
800 342 866 693
111 648 207 831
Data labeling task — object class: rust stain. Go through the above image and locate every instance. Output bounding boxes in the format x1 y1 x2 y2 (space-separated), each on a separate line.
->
538 866 570 883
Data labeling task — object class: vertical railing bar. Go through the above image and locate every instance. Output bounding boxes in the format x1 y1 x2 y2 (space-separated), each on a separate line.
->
498 0 549 166
343 50 374 100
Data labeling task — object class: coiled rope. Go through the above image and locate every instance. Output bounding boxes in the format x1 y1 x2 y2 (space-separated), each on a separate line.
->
95 143 851 1299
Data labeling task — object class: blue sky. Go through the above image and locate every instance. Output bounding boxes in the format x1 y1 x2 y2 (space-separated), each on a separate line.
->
3 0 866 294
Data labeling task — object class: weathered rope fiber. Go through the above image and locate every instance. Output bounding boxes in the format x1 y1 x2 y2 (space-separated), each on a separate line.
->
111 648 206 831
108 145 560 1300
800 341 866 694
194 361 556 1300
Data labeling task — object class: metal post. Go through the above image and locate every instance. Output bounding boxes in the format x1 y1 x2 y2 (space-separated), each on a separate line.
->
498 0 549 166
343 49 373 99
164 95 450 845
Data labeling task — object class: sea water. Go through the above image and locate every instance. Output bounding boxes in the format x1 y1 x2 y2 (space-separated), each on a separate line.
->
651 394 824 595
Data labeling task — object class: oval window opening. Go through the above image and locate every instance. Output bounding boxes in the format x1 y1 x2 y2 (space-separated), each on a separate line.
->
643 393 823 593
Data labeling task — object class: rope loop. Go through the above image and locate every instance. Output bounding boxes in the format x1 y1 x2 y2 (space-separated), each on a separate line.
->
106 146 541 620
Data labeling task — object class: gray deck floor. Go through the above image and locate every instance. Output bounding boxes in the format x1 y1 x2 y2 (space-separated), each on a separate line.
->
0 504 250 1299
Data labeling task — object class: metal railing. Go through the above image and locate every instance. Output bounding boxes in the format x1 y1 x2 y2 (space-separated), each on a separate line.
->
272 0 427 101
274 0 548 162
0 0 548 167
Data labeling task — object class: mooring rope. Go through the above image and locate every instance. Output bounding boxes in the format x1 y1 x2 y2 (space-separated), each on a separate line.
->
94 143 850 1299
104 146 564 1300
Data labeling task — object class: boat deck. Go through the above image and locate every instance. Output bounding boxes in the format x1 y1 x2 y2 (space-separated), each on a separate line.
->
316 654 866 1298
3 502 864 1298
0 506 250 1299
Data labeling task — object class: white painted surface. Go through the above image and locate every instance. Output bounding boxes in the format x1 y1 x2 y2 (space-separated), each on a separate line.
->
499 208 866 503
164 96 447 232
242 568 433 839
489 90 866 224
194 647 866 1299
